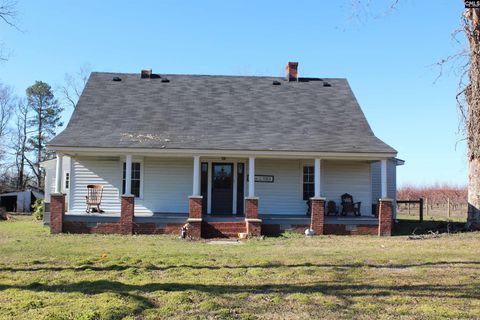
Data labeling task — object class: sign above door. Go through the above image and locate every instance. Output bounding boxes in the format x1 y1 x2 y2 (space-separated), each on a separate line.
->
247 175 274 183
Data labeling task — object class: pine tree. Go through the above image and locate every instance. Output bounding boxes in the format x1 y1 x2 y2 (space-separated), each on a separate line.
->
26 81 63 188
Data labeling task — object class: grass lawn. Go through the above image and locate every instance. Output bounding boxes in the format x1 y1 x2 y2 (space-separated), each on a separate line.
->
1 216 480 319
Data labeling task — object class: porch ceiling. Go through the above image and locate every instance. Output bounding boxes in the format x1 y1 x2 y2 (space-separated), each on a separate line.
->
54 147 394 161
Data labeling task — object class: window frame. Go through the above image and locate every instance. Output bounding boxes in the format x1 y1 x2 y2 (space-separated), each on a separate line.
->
121 159 144 199
302 165 315 201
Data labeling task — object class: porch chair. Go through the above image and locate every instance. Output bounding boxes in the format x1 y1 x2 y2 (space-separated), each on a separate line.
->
340 193 361 217
326 200 338 216
85 184 104 213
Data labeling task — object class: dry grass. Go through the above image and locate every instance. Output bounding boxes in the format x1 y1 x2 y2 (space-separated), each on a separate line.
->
397 184 469 219
0 216 479 319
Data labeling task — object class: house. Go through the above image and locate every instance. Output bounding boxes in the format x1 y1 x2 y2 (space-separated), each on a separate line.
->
0 186 44 213
45 63 402 238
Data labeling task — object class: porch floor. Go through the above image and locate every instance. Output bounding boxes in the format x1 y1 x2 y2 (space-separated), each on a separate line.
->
63 212 378 225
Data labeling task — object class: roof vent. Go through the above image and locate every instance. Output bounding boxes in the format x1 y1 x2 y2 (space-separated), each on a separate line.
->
150 73 161 79
141 69 152 79
161 78 170 83
112 77 122 82
272 80 281 85
323 81 331 87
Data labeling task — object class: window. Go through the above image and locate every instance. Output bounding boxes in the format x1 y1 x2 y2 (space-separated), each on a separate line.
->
65 173 70 189
122 162 141 197
303 166 314 200
201 162 208 213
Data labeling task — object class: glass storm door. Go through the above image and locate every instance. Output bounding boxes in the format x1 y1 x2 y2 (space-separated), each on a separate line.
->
211 163 234 214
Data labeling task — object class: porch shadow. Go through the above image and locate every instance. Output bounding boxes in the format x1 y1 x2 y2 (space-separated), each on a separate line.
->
1 280 479 301
393 219 467 236
2 260 479 273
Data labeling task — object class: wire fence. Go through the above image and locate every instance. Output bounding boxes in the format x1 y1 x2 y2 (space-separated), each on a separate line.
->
396 198 468 220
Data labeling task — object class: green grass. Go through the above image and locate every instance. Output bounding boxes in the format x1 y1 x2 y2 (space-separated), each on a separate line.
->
1 216 480 319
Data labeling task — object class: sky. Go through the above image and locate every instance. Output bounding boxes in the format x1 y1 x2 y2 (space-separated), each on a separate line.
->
0 0 468 187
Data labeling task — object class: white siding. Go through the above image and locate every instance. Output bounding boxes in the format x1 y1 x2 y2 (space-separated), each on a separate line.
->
68 156 375 216
322 160 372 216
254 159 373 216
43 156 70 205
135 157 192 214
371 158 397 217
71 157 122 213
255 159 306 215
44 163 54 203
70 156 192 214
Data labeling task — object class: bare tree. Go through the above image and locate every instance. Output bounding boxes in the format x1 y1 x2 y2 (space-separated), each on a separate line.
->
462 8 480 228
0 0 19 61
349 1 480 228
0 83 14 156
60 65 91 109
11 98 30 189
0 0 17 27
413 6 480 228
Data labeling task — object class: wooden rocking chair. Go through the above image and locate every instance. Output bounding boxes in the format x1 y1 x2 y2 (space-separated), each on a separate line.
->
326 201 338 216
340 193 361 217
85 184 104 213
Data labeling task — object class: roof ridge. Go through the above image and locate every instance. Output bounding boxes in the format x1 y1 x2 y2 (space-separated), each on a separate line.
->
90 71 346 80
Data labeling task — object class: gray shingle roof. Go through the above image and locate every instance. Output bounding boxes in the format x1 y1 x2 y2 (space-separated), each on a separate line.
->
49 72 396 154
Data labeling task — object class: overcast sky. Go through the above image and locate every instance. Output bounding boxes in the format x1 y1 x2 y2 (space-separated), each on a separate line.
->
0 0 467 186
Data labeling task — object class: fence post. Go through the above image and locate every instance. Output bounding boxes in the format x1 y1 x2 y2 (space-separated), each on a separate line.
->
447 198 451 218
419 198 424 223
425 198 429 217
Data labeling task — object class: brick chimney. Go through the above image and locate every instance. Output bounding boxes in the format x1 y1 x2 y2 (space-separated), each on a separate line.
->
141 69 152 79
286 62 298 81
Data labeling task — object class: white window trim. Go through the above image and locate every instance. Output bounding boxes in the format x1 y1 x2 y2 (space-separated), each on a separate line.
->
121 157 144 200
302 164 315 201
203 158 246 215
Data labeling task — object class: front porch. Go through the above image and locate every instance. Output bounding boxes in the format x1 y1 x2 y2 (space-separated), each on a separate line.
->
49 152 394 238
56 213 386 239
57 210 382 237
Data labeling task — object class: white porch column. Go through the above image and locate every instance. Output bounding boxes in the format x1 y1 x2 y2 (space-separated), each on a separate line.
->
192 155 201 196
314 158 321 198
381 159 388 198
125 154 132 195
248 157 255 197
54 153 64 194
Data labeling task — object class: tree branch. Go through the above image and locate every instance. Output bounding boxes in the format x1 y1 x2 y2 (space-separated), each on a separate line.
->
0 0 19 30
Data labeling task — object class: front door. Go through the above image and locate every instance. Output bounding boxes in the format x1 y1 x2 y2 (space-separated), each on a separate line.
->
211 163 233 214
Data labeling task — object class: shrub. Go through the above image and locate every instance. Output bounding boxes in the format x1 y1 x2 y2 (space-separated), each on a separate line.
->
32 199 44 221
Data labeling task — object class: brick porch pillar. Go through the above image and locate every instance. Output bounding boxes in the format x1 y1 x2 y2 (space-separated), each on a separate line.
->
245 197 261 236
310 197 325 235
50 193 65 234
378 198 393 236
187 196 203 239
120 195 134 235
